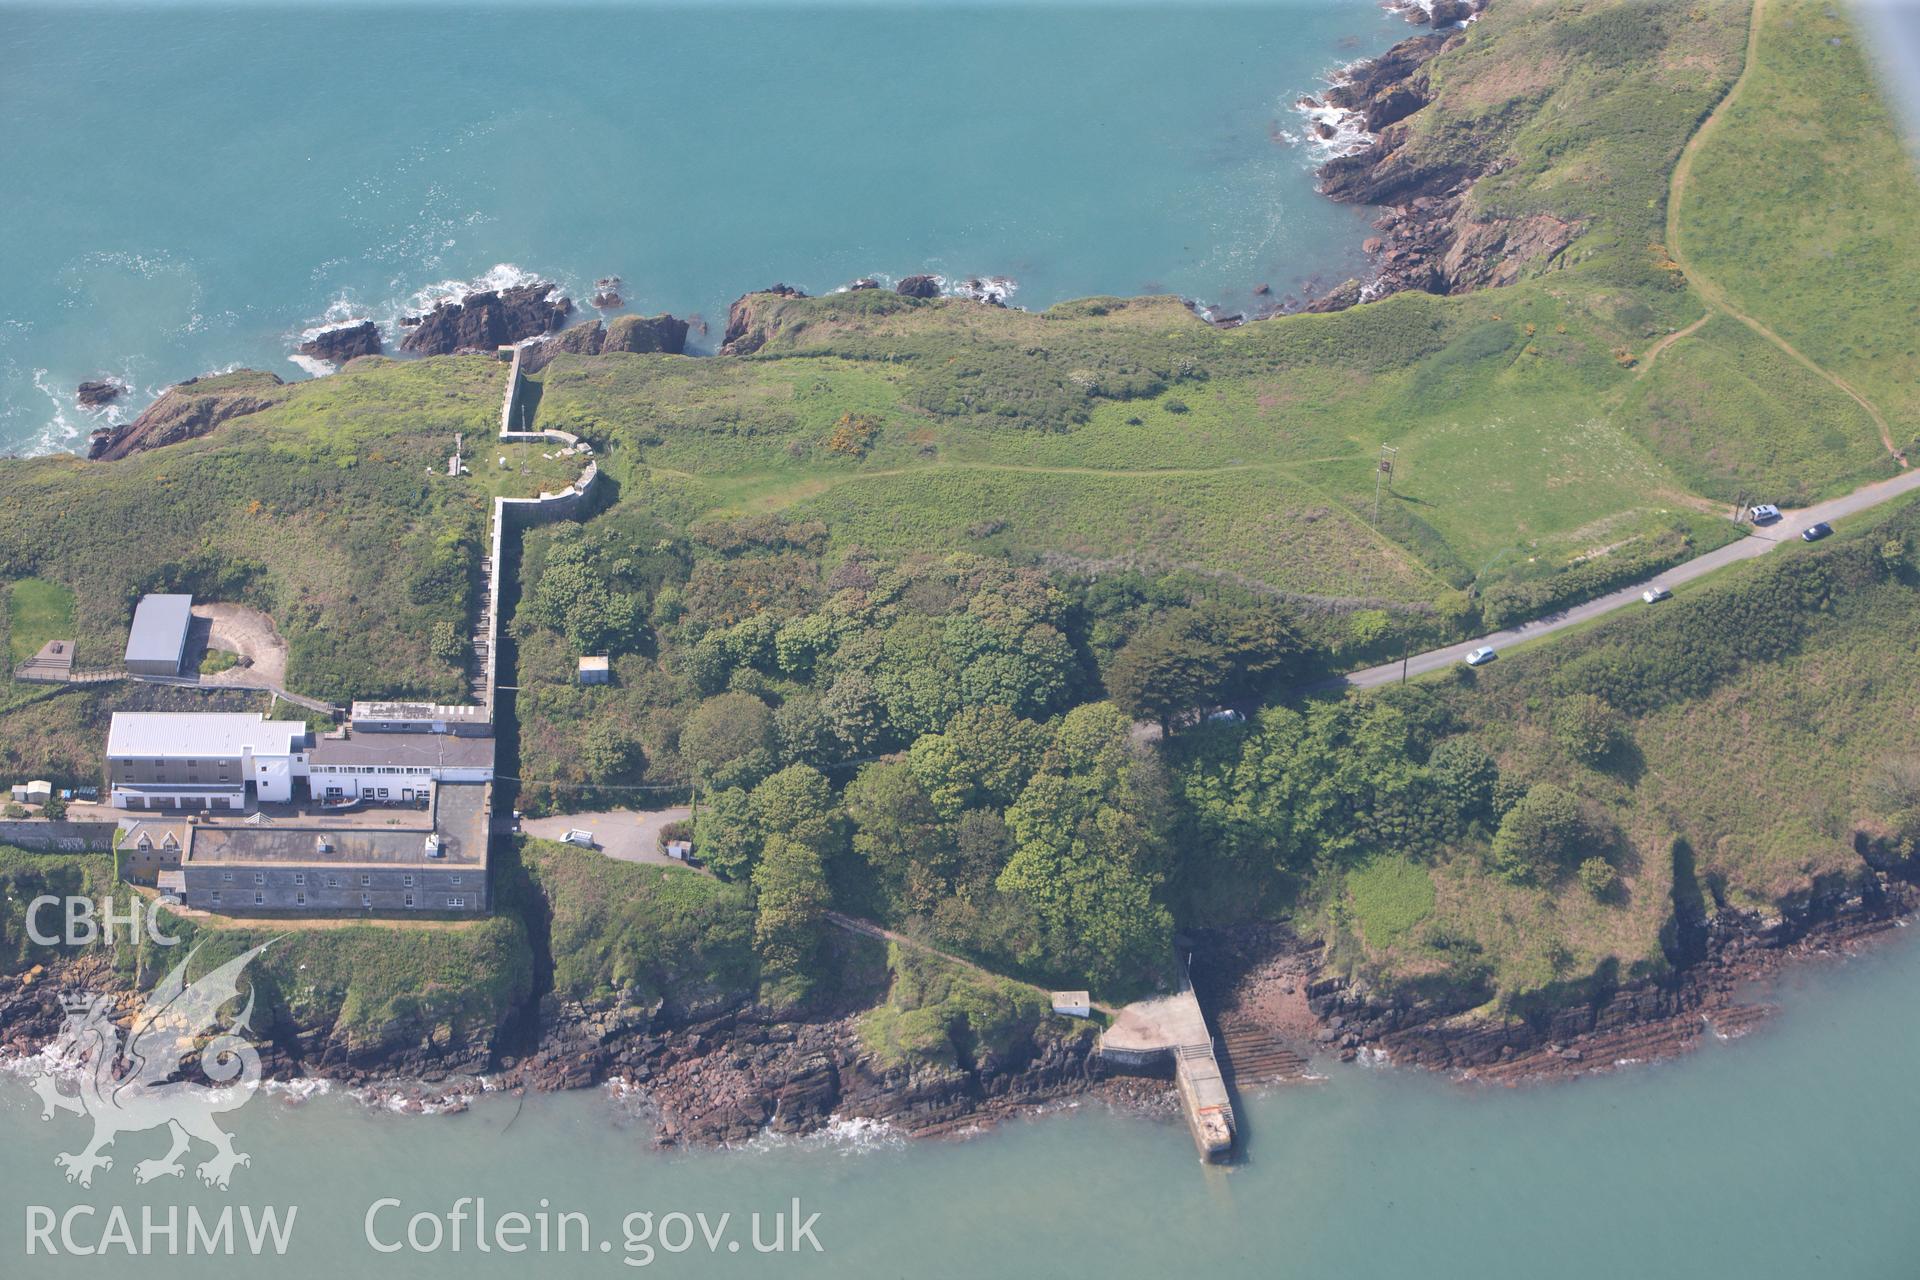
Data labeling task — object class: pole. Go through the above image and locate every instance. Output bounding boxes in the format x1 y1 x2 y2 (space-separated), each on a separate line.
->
1401 637 1410 684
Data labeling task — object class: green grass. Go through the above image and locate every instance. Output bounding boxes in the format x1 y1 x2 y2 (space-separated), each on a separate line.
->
856 942 1076 1071
1344 854 1437 948
1622 315 1894 504
1680 0 1920 440
199 647 239 675
7 577 74 665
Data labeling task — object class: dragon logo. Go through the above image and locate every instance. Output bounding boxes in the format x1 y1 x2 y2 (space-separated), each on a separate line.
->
29 941 274 1191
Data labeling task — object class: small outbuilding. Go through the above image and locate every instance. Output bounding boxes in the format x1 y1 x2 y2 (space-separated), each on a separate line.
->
578 655 611 685
666 839 693 863
1051 991 1092 1019
124 593 194 676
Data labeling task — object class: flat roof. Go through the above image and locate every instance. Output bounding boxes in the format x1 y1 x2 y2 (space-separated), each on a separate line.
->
578 656 610 670
351 700 491 723
125 594 194 665
185 783 489 867
107 712 309 760
310 730 495 770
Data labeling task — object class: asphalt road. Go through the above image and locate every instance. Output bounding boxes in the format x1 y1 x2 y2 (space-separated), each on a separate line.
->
1341 466 1920 690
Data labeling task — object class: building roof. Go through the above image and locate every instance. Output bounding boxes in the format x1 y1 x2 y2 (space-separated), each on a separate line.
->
309 730 495 771
184 782 489 867
107 712 309 760
350 700 492 726
578 655 610 671
124 594 194 666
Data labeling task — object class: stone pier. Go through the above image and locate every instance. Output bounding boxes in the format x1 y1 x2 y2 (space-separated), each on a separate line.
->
1098 960 1236 1162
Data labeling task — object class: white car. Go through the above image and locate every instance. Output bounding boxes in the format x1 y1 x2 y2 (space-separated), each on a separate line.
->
1642 586 1671 604
1464 646 1497 667
561 828 596 848
1750 503 1782 524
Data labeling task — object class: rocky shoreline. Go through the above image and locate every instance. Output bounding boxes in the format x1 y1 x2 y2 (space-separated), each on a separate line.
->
1196 865 1920 1087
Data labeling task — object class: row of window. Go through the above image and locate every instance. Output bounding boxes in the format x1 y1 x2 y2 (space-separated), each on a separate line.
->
218 870 463 887
208 891 471 909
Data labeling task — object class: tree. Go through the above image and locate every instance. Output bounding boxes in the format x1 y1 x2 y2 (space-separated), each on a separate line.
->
1552 693 1621 767
905 706 1047 819
428 619 467 665
525 537 647 656
579 723 642 785
773 693 837 767
846 761 947 912
1490 783 1587 883
1427 736 1497 827
40 794 67 821
823 671 887 755
749 764 841 852
752 834 832 1003
695 787 759 881
1577 856 1618 898
680 692 777 790
1106 602 1305 732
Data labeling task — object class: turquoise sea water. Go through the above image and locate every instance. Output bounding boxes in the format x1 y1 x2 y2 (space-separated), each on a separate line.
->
0 0 1400 455
3 929 1920 1277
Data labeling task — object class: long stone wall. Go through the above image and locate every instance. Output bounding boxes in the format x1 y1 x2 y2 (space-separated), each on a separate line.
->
0 820 119 852
478 345 602 714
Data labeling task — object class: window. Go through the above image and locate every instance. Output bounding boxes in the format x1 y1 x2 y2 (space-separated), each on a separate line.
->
252 892 264 906
221 871 233 883
446 897 466 909
359 874 371 887
403 874 415 887
404 893 416 908
253 873 265 886
361 893 371 907
449 875 463 886
210 892 221 905
293 872 306 886
325 875 340 888
295 892 306 907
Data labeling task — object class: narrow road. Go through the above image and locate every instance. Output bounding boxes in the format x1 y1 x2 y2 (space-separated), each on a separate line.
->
1338 467 1920 689
1662 0 1901 460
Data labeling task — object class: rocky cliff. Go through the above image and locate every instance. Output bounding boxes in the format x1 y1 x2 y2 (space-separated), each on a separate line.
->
1306 4 1581 311
88 369 288 460
399 282 574 356
719 284 808 356
297 319 383 368
520 313 690 373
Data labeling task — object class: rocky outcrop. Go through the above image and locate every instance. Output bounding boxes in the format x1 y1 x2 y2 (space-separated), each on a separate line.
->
896 274 941 299
514 995 1104 1147
297 319 382 368
75 378 127 408
590 276 623 309
1197 866 1920 1083
520 313 691 372
719 284 807 356
88 370 287 461
399 282 573 356
1309 6 1581 310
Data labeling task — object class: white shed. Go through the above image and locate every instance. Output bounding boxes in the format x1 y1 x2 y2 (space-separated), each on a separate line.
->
1051 991 1092 1019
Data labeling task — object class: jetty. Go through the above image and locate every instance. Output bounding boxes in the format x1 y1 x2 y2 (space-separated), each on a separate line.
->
1099 958 1235 1162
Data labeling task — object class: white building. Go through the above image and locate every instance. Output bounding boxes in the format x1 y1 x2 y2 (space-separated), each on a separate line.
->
307 731 495 803
106 713 310 811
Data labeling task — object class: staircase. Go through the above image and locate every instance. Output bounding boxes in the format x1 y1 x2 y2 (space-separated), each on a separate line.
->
1216 1015 1310 1086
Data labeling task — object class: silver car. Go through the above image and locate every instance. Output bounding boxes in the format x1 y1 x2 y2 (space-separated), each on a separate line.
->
1465 646 1497 667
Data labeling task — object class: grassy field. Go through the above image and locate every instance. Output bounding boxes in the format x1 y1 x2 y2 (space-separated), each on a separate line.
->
1336 497 1920 1008
6 577 73 665
1678 0 1920 444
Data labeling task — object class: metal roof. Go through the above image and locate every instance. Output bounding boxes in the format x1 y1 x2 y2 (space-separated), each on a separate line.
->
107 712 308 760
124 594 194 666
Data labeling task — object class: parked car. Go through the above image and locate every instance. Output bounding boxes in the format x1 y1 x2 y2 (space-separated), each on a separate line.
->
1206 708 1246 723
1464 646 1497 667
1750 503 1782 524
561 828 596 848
1642 586 1672 604
1801 521 1832 542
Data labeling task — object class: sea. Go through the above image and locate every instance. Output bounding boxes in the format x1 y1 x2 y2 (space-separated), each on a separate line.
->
4 927 1920 1277
7 1 1920 1275
0 0 1408 456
